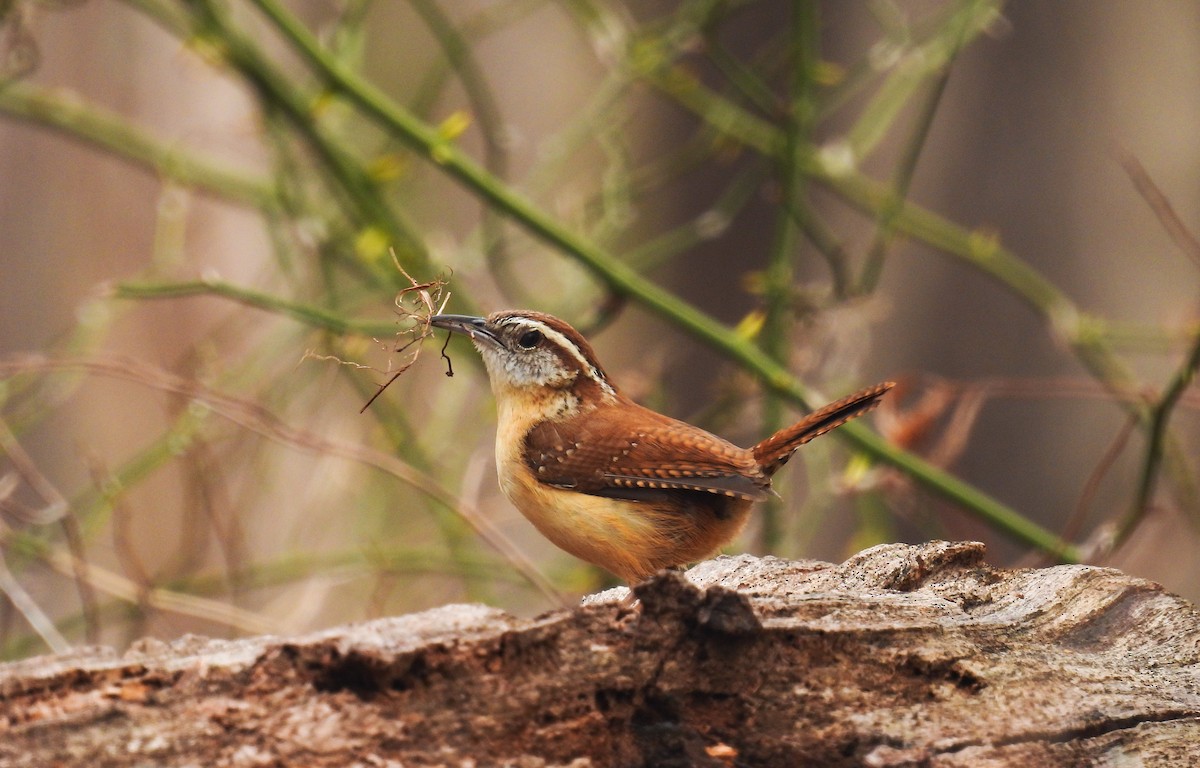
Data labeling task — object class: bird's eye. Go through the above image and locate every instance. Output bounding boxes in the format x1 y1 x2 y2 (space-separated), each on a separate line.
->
517 329 544 349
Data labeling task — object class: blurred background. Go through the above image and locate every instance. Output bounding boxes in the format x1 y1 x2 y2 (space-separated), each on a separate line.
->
2 0 1200 658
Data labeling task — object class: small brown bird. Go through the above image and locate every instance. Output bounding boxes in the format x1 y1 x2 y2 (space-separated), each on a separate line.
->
433 310 893 584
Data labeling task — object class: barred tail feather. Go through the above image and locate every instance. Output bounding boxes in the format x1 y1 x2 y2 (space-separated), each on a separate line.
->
752 381 895 476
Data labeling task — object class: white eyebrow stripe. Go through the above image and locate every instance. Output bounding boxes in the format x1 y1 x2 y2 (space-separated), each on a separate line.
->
511 318 616 397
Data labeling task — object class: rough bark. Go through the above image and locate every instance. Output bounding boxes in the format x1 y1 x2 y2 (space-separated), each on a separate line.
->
2 540 1199 767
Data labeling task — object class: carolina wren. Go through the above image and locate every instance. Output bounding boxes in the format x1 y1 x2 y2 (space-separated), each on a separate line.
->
432 310 893 584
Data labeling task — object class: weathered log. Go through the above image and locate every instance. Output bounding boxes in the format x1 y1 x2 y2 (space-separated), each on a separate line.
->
1 540 1198 767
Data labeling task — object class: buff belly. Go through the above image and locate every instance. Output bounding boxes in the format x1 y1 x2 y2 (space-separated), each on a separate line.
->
491 388 753 583
499 459 752 583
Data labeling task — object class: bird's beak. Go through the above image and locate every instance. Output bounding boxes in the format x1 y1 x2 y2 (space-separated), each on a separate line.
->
431 314 499 345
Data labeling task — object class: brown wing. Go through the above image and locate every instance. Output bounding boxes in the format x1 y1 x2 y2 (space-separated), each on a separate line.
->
523 402 770 502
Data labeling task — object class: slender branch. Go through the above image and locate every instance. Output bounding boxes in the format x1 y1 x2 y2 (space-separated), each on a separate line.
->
758 0 819 553
408 0 509 194
187 0 430 269
856 58 953 293
1119 330 1200 544
845 0 995 161
1115 146 1200 269
112 279 398 337
225 0 1079 561
624 162 767 272
0 519 277 636
0 81 277 209
0 548 70 653
408 0 514 274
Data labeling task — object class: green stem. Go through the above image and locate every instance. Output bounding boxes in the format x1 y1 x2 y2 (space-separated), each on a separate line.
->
236 0 1078 561
1120 330 1200 544
624 162 767 272
758 0 819 553
113 279 398 337
188 0 430 269
0 81 277 209
856 59 953 293
408 0 511 267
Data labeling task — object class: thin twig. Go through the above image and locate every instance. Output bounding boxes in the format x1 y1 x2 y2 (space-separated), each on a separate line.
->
1118 330 1200 546
57 512 101 645
0 354 564 604
1115 145 1200 269
857 59 953 293
1111 147 1200 545
359 263 452 411
1061 412 1138 558
0 417 67 524
0 81 277 209
81 454 153 628
113 279 399 338
757 0 819 553
0 518 277 636
0 548 70 653
0 418 101 641
440 332 455 377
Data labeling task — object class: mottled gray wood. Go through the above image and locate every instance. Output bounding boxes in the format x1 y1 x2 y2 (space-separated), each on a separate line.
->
1 541 1198 767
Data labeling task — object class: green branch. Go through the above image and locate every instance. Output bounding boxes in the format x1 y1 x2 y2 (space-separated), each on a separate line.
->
1121 327 1200 544
188 0 430 270
0 81 277 209
758 0 820 552
235 0 1079 561
113 279 398 337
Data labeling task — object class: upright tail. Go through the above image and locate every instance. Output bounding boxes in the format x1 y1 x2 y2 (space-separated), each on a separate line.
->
752 381 895 476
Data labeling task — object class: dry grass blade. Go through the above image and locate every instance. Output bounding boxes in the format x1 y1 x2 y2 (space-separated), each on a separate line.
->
0 418 68 525
0 547 70 653
0 417 102 643
1115 145 1200 269
361 262 453 412
300 265 453 411
0 518 277 636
